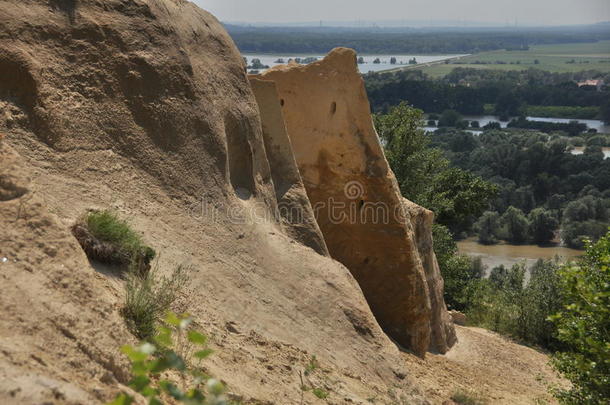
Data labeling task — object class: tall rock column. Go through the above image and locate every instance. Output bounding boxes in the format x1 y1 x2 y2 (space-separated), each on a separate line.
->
253 48 456 355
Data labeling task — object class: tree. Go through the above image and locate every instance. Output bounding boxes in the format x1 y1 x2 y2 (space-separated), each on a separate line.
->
476 211 501 244
376 103 496 234
501 206 530 244
433 224 484 310
523 259 563 348
551 231 610 403
390 57 397 64
428 169 498 233
494 91 522 117
528 207 559 244
357 56 365 64
373 58 381 64
601 99 610 124
375 103 445 201
438 109 462 127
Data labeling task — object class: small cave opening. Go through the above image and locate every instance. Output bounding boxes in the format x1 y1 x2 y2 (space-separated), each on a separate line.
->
224 113 256 200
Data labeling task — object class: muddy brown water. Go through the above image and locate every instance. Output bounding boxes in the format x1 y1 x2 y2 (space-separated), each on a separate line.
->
457 237 583 274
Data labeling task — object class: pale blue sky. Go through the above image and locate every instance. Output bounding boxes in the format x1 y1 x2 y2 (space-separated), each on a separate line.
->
195 0 610 26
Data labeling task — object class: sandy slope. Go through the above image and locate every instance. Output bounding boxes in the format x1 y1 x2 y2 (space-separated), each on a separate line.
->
402 326 566 404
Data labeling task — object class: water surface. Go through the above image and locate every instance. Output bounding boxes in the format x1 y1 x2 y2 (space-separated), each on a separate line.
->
242 53 466 74
457 237 582 274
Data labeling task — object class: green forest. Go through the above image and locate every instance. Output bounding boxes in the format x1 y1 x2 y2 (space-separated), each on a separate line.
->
365 68 610 120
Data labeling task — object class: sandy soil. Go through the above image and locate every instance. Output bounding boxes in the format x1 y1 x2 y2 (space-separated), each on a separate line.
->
402 326 566 404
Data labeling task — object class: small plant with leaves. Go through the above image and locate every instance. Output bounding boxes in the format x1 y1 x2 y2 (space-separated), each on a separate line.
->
298 355 330 402
304 355 319 376
109 312 230 405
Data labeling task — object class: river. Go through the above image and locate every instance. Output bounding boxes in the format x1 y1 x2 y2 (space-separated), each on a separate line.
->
457 237 582 274
460 115 610 134
571 146 610 159
242 53 467 74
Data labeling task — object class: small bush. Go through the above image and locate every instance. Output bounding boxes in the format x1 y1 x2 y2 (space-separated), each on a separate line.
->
122 263 188 340
109 312 235 405
72 210 155 274
467 260 564 349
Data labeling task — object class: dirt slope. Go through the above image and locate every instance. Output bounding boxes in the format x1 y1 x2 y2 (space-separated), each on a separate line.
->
402 326 566 405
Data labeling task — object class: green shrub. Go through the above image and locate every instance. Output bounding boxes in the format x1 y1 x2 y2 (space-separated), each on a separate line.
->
550 231 610 404
467 260 563 349
433 224 485 311
476 211 501 245
72 210 155 274
108 312 235 405
122 263 188 340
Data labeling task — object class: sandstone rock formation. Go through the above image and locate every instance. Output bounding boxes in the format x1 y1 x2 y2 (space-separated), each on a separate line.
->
248 77 328 255
0 1 436 403
404 199 457 353
255 48 456 355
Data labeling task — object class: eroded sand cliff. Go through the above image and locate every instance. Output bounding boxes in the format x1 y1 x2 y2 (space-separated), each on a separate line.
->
0 0 457 403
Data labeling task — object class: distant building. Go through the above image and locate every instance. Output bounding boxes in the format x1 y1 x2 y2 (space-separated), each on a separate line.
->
577 79 604 91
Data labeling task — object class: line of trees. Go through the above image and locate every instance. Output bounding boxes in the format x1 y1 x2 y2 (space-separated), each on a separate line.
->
227 25 610 54
365 68 610 121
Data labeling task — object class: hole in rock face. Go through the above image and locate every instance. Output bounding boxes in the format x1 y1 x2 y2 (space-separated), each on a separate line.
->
330 101 337 114
49 0 78 23
224 113 255 200
0 57 37 112
280 99 285 107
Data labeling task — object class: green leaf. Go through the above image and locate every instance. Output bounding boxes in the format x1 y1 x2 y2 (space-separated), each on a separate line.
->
154 326 172 347
107 393 134 405
159 380 185 400
165 312 181 327
121 345 147 363
128 375 150 392
187 330 208 345
148 397 163 405
194 349 213 359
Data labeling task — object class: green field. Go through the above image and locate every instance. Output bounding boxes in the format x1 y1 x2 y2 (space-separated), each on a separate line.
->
412 40 610 77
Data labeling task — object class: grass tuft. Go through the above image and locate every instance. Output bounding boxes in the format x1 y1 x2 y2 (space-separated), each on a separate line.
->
312 388 329 400
72 210 155 275
122 262 189 340
451 390 488 405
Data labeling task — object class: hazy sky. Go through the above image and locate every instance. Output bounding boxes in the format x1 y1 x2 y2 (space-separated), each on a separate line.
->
195 0 610 26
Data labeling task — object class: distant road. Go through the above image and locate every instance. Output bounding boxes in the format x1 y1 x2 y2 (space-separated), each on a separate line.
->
379 54 471 74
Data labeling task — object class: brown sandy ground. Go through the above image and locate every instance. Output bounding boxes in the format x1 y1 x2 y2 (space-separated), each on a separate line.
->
401 326 567 405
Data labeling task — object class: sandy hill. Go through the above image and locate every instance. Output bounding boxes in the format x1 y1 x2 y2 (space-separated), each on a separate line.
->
0 0 562 404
